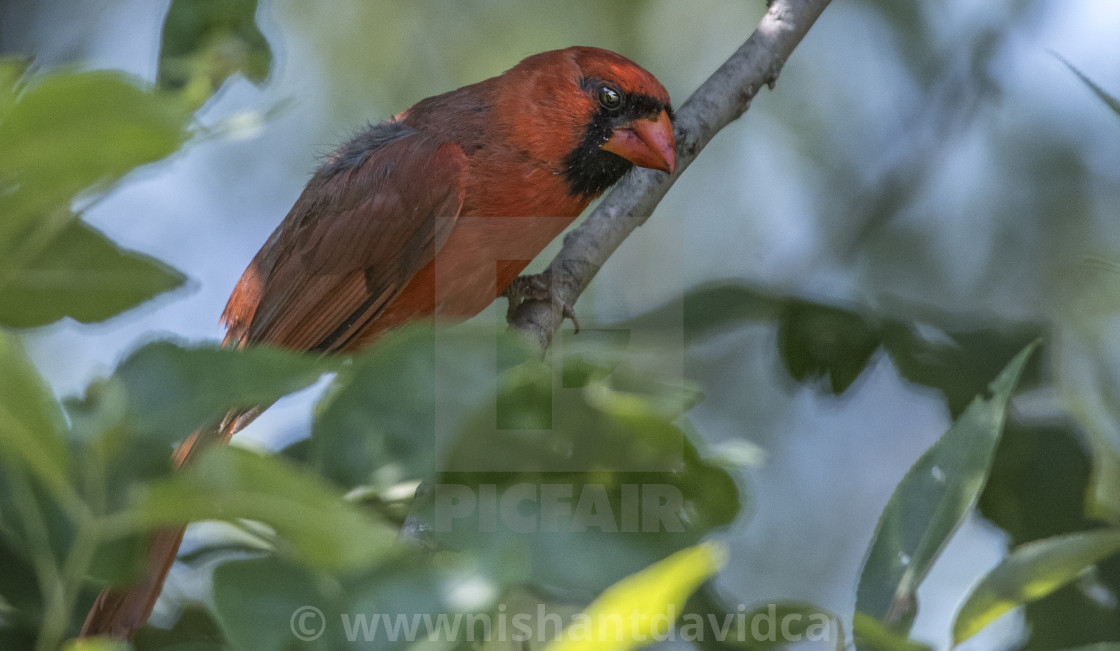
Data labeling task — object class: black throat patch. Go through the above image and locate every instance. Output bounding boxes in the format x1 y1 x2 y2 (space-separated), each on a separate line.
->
562 82 672 198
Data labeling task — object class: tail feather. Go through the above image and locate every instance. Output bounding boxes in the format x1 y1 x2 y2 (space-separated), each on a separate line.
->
80 408 260 640
80 526 186 639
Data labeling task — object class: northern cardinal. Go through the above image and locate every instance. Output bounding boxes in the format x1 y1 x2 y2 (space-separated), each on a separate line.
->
81 46 675 639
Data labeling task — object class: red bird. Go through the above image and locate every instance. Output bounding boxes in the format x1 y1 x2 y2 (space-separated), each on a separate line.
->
82 46 675 639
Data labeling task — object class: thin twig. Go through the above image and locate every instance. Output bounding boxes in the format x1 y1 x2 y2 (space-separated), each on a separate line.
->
506 0 832 349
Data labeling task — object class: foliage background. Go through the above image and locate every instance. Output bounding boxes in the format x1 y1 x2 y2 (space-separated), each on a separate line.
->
2 0 1120 649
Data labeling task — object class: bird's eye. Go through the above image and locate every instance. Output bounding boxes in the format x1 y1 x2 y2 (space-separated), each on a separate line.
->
597 85 622 111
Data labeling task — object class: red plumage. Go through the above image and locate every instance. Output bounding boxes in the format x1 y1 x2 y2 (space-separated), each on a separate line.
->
82 46 675 640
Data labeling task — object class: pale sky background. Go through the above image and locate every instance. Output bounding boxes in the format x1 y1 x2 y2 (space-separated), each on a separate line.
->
4 1 1120 648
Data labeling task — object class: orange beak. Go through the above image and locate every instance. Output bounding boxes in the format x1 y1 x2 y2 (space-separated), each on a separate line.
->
602 109 676 174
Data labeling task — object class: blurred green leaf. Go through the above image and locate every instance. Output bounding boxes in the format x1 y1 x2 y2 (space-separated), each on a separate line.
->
213 553 464 651
560 329 630 389
953 529 1120 643
60 638 130 651
0 330 71 498
980 421 1092 545
855 343 1037 635
129 446 398 571
777 301 880 394
0 69 189 259
0 532 42 626
851 613 931 651
977 417 1120 648
0 220 186 328
0 56 32 121
66 340 330 445
882 324 1043 417
159 0 272 109
1056 54 1120 121
431 353 735 589
623 281 1047 406
419 440 739 593
738 602 845 650
0 69 187 189
545 542 725 651
213 556 331 651
131 604 226 650
311 327 440 488
445 351 702 475
0 628 38 651
616 281 786 343
686 589 845 651
621 281 876 395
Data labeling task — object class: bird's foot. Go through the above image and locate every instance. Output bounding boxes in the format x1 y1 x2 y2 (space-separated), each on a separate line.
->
503 271 580 333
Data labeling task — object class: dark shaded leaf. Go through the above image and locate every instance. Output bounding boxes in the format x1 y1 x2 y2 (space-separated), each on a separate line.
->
777 301 880 394
616 281 786 343
882 324 1043 417
0 532 42 624
159 0 272 109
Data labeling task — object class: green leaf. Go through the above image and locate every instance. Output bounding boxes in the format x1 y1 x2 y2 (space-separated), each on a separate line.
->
311 327 440 488
418 450 738 605
851 613 931 651
365 328 739 594
0 220 186 328
614 281 786 343
560 328 630 389
59 638 130 651
0 531 42 621
213 556 330 651
685 594 845 650
738 601 845 650
777 300 881 394
159 0 272 109
128 446 398 571
1055 54 1120 121
882 324 1042 417
213 553 462 651
0 330 71 499
680 283 787 340
130 604 226 650
544 542 726 651
615 282 881 393
952 529 1120 643
855 343 1037 635
0 69 187 189
0 69 188 258
0 56 32 122
67 340 329 444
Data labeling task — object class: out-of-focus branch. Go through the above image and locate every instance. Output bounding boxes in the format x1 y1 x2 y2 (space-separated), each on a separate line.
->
506 0 832 349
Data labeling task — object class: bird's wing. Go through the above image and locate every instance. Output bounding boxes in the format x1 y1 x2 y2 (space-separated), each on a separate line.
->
221 124 467 352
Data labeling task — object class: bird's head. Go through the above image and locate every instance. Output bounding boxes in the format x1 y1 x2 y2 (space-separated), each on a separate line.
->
497 46 677 197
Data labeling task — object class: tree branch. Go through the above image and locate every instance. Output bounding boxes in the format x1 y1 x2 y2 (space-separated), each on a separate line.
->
506 0 832 349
